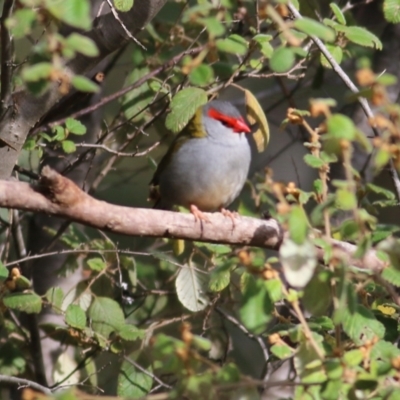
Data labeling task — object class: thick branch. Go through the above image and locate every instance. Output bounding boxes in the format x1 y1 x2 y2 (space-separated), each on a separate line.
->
0 0 167 179
0 167 283 249
0 168 385 273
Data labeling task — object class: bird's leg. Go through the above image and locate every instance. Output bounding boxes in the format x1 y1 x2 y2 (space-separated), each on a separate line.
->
190 204 210 223
220 208 238 228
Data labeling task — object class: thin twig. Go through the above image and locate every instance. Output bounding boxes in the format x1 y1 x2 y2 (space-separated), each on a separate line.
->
123 355 172 389
0 374 52 395
71 141 160 157
12 209 27 257
105 0 146 50
215 306 269 364
89 105 167 192
5 248 153 268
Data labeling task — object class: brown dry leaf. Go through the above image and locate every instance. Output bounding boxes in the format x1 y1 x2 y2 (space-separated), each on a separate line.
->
244 89 270 152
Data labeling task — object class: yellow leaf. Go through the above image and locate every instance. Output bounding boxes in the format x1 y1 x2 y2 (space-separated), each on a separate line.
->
377 304 396 316
244 89 270 152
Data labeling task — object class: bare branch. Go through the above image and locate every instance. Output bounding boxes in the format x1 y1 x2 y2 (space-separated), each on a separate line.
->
0 167 283 249
0 167 386 273
74 141 160 157
0 374 52 395
123 356 172 389
105 0 146 50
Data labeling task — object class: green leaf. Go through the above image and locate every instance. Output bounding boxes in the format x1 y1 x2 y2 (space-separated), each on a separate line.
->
15 275 31 290
175 264 209 312
113 0 134 12
271 343 294 359
378 238 400 270
66 33 99 57
22 63 53 82
367 183 395 200
45 0 91 30
3 293 42 314
280 239 317 288
216 34 248 55
384 0 400 23
382 266 400 286
0 262 8 283
263 280 282 304
294 332 326 382
342 305 385 345
71 75 100 93
217 363 240 383
62 140 76 154
376 72 398 86
195 242 232 254
343 349 363 366
342 26 382 49
330 3 346 25
46 287 64 311
253 34 274 58
269 47 295 73
239 273 273 334
339 220 359 240
336 189 357 210
326 113 355 140
320 45 343 68
374 147 391 170
5 9 36 38
118 325 145 341
121 67 153 122
65 304 86 329
0 343 26 376
165 88 208 133
88 297 125 338
199 17 226 37
289 205 309 244
304 154 325 169
294 17 335 42
118 360 152 398
65 118 87 135
188 64 214 86
208 269 230 292
86 257 107 271
192 335 212 351
23 138 36 151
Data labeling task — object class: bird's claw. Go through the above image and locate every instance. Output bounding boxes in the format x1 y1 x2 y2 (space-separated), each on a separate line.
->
190 204 210 223
220 208 238 227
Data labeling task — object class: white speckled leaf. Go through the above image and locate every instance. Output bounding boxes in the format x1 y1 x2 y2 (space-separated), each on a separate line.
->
175 264 209 312
280 238 317 288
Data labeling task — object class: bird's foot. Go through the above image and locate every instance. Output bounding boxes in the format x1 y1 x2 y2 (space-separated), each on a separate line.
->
190 204 210 223
220 208 239 227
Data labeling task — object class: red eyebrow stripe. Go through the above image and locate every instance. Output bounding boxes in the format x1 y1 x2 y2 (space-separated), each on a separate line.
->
208 108 251 133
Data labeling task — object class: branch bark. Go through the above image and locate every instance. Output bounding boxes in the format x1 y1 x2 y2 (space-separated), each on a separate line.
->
0 167 385 273
0 167 283 249
0 0 167 179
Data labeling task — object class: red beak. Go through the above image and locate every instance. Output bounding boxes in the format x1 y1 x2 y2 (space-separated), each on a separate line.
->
233 117 251 133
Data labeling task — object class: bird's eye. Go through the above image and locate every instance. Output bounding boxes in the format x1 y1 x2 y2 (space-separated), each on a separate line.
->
220 120 230 128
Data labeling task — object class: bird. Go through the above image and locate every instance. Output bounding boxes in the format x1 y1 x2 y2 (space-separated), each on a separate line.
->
149 100 252 221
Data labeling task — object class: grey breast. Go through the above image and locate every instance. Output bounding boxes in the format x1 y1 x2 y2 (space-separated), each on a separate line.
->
158 132 251 211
